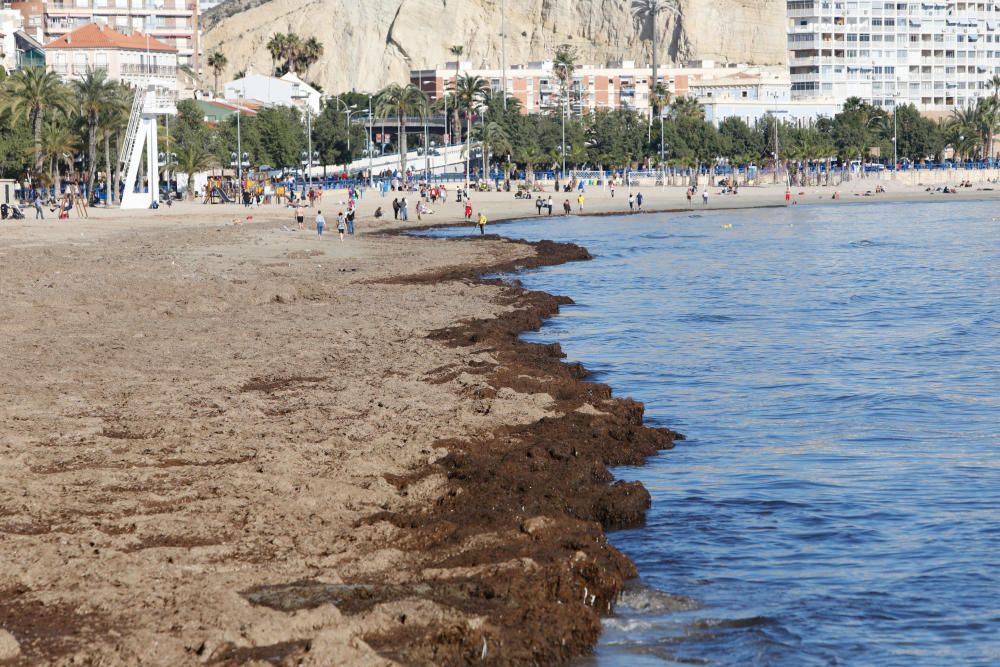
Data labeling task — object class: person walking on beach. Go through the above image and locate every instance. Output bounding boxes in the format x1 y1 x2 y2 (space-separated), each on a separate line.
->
295 203 305 231
392 197 400 220
464 202 473 221
563 199 571 215
546 196 554 215
577 192 585 212
702 189 709 207
610 183 616 198
628 192 635 212
400 197 409 221
636 192 644 212
687 187 693 206
346 209 356 234
535 197 544 215
315 210 326 238
337 212 347 241
477 212 487 235
34 193 44 219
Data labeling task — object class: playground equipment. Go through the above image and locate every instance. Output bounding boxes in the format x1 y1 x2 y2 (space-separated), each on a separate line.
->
119 86 176 210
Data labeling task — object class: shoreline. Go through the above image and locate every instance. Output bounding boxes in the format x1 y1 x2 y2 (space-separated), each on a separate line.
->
356 237 683 663
0 192 996 664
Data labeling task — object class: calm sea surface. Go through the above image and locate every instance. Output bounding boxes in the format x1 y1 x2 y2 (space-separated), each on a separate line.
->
426 200 1000 666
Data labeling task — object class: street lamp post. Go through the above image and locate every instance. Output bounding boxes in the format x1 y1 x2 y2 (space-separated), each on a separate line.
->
368 95 374 181
561 97 566 175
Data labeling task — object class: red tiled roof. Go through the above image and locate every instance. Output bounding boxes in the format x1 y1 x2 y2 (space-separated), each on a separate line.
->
45 23 176 52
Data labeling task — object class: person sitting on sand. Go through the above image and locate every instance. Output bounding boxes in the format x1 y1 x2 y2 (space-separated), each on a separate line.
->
374 206 383 219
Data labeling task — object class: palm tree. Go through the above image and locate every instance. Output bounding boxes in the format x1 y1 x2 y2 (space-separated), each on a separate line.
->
1 67 71 174
40 119 80 185
375 83 429 174
631 0 679 115
266 33 287 72
477 121 511 181
72 67 115 198
266 33 303 76
452 73 489 142
100 83 133 205
553 44 577 111
649 83 672 118
175 142 218 200
448 45 465 142
207 51 228 94
669 96 703 121
296 37 323 77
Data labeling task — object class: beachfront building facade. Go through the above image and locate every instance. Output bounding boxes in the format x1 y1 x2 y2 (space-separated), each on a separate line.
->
787 0 1000 111
411 60 792 117
7 0 199 67
44 23 177 96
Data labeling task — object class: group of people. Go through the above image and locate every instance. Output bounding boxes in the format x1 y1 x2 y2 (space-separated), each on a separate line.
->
686 187 711 207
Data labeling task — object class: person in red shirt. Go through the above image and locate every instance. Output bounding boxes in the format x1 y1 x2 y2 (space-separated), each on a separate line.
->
464 202 473 221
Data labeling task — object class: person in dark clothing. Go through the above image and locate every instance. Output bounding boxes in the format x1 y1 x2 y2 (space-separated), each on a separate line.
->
392 198 400 220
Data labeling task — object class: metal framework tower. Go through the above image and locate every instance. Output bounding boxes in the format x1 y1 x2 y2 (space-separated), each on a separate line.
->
119 87 176 210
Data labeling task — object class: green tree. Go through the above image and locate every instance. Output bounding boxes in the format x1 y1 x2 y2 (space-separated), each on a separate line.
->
375 83 429 173
1 67 71 173
296 37 323 78
72 67 115 196
451 74 489 144
175 142 218 200
207 51 227 94
40 119 79 185
256 106 304 168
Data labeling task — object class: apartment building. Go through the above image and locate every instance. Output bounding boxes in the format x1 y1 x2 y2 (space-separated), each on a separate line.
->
45 22 177 96
788 0 1000 111
8 0 198 67
411 60 791 116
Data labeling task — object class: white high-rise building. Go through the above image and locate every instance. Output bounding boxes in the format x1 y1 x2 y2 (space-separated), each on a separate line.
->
788 0 1000 111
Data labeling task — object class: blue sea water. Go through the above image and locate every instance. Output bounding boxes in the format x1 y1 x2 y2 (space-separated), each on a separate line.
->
425 201 1000 666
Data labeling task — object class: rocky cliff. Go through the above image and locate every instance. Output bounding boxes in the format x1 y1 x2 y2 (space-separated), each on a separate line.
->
202 0 787 94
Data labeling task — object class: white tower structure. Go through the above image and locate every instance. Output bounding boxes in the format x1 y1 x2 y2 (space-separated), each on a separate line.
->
119 87 176 210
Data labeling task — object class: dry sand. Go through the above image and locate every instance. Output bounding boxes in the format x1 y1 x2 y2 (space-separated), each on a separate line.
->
1 183 997 665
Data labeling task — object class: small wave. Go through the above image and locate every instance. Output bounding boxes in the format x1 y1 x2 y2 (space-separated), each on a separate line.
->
690 616 777 630
617 586 702 614
846 239 897 248
677 313 737 323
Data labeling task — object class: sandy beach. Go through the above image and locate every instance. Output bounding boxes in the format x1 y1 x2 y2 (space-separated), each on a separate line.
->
1 182 998 665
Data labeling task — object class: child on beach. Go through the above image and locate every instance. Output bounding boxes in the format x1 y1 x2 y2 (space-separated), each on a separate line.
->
464 203 473 221
337 212 347 241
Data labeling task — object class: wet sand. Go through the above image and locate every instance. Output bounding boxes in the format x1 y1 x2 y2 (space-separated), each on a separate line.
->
1 185 997 665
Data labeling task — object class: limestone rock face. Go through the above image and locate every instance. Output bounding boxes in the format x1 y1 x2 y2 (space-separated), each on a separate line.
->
202 0 787 94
